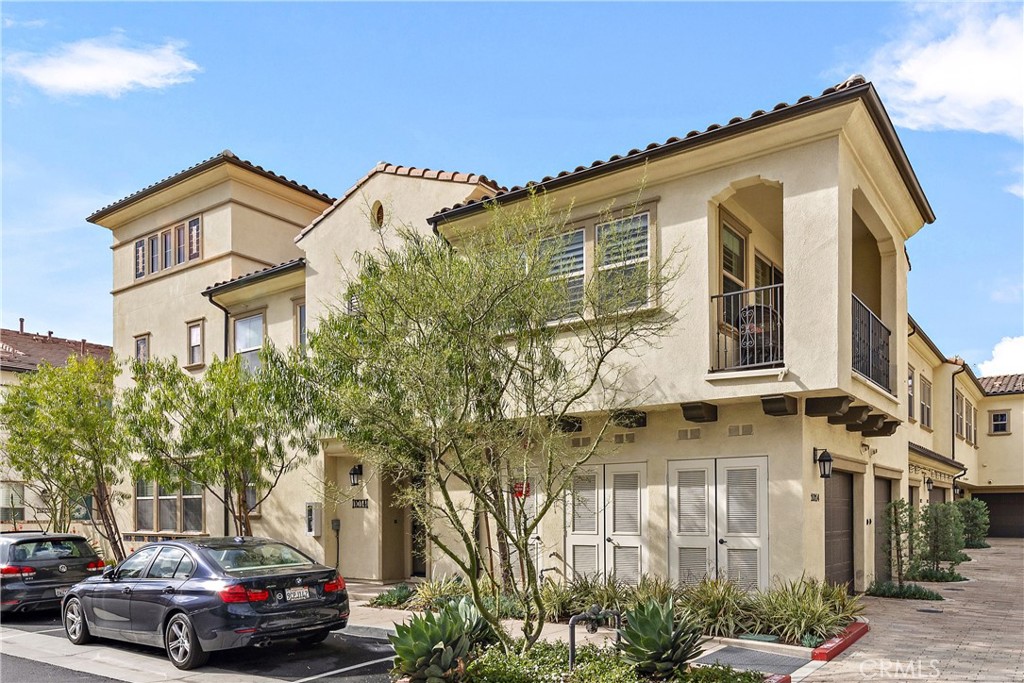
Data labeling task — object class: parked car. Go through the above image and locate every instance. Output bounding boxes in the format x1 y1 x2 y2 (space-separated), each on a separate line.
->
62 536 349 669
1 532 105 613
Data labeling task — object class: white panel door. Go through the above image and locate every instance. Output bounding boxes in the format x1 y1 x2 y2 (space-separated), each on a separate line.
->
565 463 647 584
667 456 768 589
668 459 716 585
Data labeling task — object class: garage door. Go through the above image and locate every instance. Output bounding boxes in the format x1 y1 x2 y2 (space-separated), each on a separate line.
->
825 471 854 588
873 478 892 582
929 487 946 505
973 493 1024 538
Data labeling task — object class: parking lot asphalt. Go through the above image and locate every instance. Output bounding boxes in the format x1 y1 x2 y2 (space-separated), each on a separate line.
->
0 609 394 683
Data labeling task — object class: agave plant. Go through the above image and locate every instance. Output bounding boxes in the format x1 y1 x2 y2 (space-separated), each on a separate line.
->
390 605 472 682
617 598 707 680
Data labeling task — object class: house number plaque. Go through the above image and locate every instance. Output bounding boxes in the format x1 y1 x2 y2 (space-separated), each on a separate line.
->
352 499 369 509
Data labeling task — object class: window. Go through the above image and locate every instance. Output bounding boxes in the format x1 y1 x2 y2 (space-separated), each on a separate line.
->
234 313 264 372
117 546 160 579
972 406 978 444
295 302 307 350
920 378 932 428
134 334 150 362
955 390 964 438
542 228 585 320
753 253 783 311
1 482 25 523
991 411 1010 434
135 480 203 532
188 218 201 260
907 366 916 421
149 235 160 274
147 547 188 579
135 480 154 530
161 230 172 269
597 213 649 312
134 240 146 279
721 222 746 295
175 225 186 264
186 321 204 367
965 400 975 444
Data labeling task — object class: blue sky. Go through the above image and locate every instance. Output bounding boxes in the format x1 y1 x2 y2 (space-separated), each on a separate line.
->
2 2 1022 374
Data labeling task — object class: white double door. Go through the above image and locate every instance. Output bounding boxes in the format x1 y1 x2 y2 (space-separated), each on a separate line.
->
668 457 768 590
565 463 647 584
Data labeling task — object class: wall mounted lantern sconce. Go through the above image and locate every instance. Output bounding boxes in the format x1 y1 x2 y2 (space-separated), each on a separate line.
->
349 464 363 487
925 477 934 492
953 486 962 496
813 448 833 479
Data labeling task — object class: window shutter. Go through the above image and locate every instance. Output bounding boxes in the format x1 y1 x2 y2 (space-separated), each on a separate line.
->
572 545 598 577
677 469 707 534
598 214 649 266
572 474 597 533
727 548 759 590
547 230 585 276
612 472 640 534
613 546 640 585
726 468 758 535
677 547 708 585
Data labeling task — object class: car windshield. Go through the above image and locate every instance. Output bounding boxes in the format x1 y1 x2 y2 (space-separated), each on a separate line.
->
204 542 313 572
10 539 95 562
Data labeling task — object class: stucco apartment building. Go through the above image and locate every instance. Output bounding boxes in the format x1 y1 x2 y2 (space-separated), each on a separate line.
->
83 76 1022 591
0 322 112 528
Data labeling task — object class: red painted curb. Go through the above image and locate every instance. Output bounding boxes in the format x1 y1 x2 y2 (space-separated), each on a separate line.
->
812 620 870 661
764 675 791 683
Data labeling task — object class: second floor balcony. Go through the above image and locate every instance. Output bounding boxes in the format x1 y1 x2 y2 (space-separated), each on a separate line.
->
711 283 784 372
852 294 892 393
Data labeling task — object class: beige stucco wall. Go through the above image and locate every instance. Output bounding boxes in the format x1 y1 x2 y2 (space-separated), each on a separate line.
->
977 393 1024 489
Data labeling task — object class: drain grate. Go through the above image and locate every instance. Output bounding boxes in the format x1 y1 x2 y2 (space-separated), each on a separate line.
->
944 587 965 591
693 646 808 675
917 607 943 613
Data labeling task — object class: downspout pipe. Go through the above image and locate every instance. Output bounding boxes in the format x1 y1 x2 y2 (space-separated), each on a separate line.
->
952 466 969 499
202 290 232 536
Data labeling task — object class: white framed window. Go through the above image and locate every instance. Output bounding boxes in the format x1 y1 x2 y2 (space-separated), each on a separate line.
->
972 406 978 445
134 240 146 279
597 212 650 313
188 218 201 260
542 228 585 320
955 390 964 438
965 400 975 444
186 320 204 367
920 378 932 428
161 230 173 269
907 366 916 421
149 234 160 274
1 482 25 523
134 334 150 362
234 313 264 372
136 480 203 533
294 301 307 350
135 480 154 530
175 224 186 264
990 411 1010 435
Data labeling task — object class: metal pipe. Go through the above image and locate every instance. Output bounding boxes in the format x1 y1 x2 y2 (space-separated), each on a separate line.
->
202 290 232 536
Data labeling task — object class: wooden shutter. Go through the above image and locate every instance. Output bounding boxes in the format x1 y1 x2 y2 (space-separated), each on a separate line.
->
612 472 640 534
572 474 597 533
677 547 707 585
727 548 759 590
726 468 758 535
677 469 708 534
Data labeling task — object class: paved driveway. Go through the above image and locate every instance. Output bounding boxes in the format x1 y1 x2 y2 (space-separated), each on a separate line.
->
805 538 1024 682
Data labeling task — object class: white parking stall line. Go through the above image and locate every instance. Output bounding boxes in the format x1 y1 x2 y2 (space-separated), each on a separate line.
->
290 655 395 683
0 627 66 640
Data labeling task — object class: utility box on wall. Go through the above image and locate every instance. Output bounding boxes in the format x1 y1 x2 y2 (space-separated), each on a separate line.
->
305 501 323 537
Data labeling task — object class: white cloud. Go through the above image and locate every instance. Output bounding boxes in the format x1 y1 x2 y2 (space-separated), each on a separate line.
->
3 33 200 98
990 277 1024 303
862 3 1023 139
978 336 1024 376
3 17 47 29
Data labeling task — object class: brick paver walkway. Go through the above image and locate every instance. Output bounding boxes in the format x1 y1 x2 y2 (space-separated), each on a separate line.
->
804 538 1024 682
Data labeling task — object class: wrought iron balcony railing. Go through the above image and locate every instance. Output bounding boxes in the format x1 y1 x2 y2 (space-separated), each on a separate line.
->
710 284 784 372
852 294 891 392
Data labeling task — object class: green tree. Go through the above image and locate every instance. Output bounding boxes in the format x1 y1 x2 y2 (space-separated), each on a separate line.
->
272 190 678 653
120 354 320 536
0 356 128 561
954 498 990 548
882 499 920 587
917 502 965 573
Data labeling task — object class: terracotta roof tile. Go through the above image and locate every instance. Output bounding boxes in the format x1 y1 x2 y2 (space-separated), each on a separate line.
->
88 150 335 223
430 75 934 224
295 162 503 243
203 258 306 296
978 374 1024 396
0 328 111 373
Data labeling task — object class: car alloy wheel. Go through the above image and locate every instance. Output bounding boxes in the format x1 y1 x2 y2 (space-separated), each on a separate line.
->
164 614 209 670
63 598 92 644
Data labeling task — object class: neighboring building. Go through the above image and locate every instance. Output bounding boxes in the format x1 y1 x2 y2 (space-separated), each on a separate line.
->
974 374 1024 536
84 76 1021 589
0 321 112 530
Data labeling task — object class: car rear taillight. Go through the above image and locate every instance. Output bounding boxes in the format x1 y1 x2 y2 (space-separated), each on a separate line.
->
86 560 105 572
323 576 346 593
0 565 36 578
219 583 269 603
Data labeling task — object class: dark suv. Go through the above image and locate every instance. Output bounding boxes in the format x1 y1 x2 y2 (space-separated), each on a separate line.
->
0 532 105 613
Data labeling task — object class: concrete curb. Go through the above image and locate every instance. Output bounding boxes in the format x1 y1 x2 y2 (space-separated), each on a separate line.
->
811 618 870 661
344 624 396 641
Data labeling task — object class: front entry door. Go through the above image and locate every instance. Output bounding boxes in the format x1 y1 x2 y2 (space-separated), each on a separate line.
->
565 463 647 584
873 477 892 582
825 471 855 588
668 457 769 589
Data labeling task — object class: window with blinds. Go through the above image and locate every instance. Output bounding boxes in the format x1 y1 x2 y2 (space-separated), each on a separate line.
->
572 474 598 533
677 469 708 534
612 472 640 534
542 229 585 320
726 468 758 535
597 213 650 312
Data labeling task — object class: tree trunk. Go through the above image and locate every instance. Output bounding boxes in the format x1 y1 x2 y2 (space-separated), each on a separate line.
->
92 477 125 562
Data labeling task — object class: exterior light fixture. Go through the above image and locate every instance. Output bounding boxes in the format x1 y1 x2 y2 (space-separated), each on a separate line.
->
813 448 833 479
953 486 962 496
925 477 934 492
349 464 363 487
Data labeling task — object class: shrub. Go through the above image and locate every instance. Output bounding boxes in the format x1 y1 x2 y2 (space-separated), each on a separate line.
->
882 499 921 587
390 602 475 682
539 578 575 622
682 663 764 683
369 583 414 608
918 502 965 573
408 575 471 611
954 498 990 548
625 574 679 613
570 653 642 683
617 598 706 680
907 566 965 582
748 578 857 645
865 580 943 600
466 641 639 683
569 573 627 613
677 578 753 638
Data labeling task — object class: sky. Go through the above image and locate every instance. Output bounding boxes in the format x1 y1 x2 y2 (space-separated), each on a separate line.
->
2 2 1022 375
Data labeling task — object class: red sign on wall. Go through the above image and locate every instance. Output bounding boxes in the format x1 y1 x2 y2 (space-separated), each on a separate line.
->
513 482 531 498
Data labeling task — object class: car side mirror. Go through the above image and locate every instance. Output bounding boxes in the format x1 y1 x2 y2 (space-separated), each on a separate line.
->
102 566 117 580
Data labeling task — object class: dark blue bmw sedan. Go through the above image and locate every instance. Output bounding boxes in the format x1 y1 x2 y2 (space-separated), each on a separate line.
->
62 536 349 669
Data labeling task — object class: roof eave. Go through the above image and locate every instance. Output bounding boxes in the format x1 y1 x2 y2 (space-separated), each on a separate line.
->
202 258 306 299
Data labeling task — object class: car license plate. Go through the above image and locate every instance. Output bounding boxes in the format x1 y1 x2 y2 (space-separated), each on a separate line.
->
55 587 69 598
285 586 309 601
